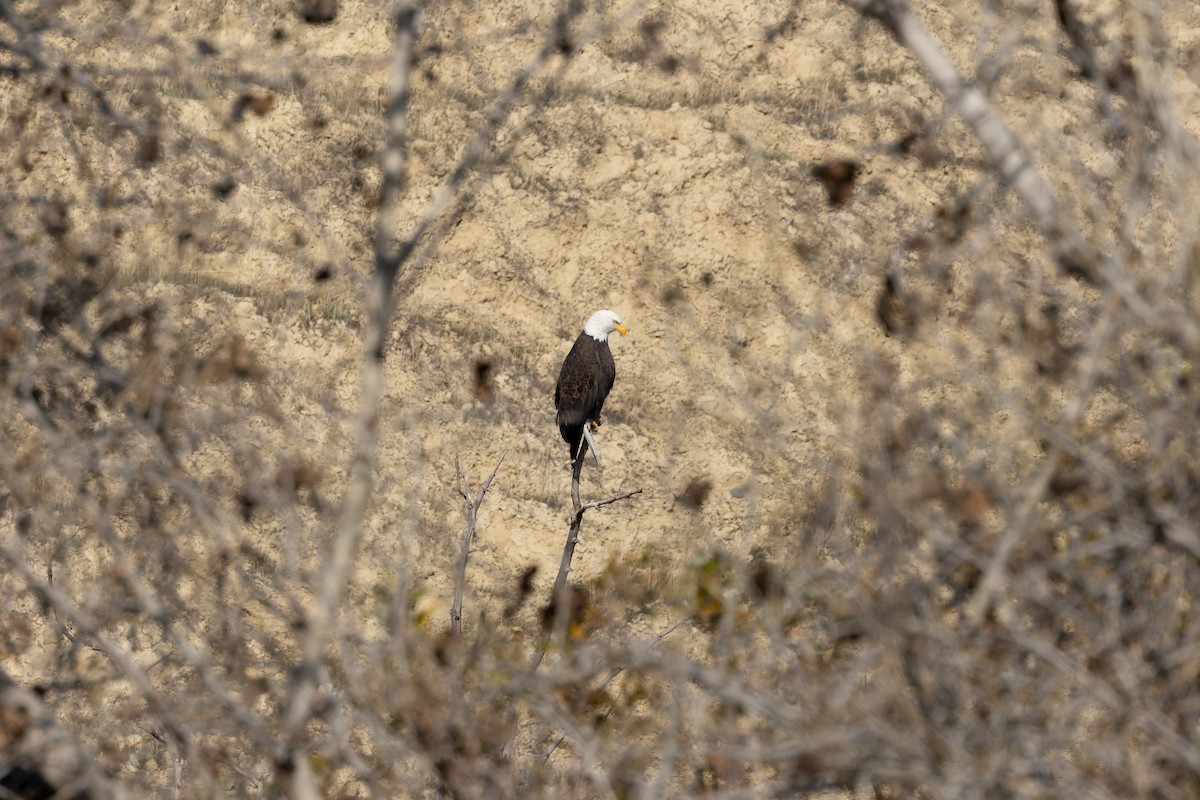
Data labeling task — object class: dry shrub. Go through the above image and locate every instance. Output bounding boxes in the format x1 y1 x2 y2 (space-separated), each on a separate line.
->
3 1 1200 798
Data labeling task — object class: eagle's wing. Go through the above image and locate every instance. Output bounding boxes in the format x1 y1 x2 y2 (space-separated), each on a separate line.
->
555 344 598 428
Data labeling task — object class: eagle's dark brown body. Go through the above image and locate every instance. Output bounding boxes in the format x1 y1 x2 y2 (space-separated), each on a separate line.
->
555 332 616 463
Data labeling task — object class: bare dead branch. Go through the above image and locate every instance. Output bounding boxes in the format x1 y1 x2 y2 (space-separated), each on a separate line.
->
502 464 642 762
1058 0 1200 186
577 489 644 522
451 451 508 637
554 488 644 602
543 485 644 684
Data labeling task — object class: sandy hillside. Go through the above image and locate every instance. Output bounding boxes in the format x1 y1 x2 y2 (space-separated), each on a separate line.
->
10 0 1197 614
271 0 965 609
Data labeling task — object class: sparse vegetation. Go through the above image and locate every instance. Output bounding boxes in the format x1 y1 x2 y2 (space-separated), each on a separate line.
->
4 0 1200 798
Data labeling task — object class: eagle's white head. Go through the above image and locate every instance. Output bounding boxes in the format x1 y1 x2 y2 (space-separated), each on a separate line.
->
584 309 628 342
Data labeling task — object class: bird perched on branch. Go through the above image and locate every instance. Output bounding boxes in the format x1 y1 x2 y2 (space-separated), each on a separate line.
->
555 309 627 468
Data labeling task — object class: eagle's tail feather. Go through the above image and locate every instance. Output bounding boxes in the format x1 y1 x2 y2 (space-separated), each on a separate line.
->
581 424 602 469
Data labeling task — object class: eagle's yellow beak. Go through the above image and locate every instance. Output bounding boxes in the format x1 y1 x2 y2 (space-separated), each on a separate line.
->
615 323 628 337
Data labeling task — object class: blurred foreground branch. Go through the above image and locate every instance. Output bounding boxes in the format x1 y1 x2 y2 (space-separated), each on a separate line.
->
842 0 1098 281
842 0 1200 350
280 3 420 785
0 668 134 800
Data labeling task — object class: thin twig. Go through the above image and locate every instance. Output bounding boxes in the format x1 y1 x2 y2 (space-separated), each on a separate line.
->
576 489 645 522
542 617 688 761
1052 0 1128 140
966 293 1120 625
390 0 592 303
0 539 193 772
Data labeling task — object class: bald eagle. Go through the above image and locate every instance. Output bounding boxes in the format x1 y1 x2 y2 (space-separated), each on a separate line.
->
555 310 627 467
